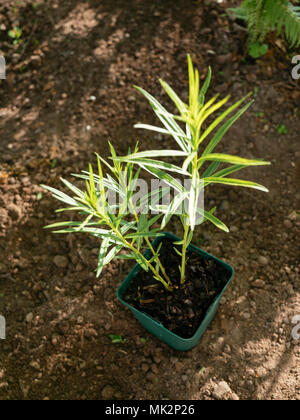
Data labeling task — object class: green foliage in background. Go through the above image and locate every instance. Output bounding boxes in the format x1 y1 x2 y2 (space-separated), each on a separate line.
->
8 26 22 45
230 0 300 57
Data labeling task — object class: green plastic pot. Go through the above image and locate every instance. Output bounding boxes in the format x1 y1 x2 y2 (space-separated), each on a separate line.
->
117 232 234 351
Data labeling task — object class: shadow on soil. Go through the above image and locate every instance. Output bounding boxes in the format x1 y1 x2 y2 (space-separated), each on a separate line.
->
0 0 299 400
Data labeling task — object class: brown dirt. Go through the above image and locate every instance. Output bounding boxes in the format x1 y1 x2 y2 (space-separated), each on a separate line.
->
0 0 299 400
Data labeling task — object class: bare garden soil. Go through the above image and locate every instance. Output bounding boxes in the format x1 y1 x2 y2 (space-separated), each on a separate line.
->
0 0 299 400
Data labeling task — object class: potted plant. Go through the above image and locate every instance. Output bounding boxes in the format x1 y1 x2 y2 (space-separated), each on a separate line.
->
42 55 270 351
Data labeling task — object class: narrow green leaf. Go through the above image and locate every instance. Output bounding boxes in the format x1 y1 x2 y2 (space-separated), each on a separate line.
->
196 96 230 133
192 68 200 117
97 238 110 277
212 164 246 178
141 166 185 193
75 213 94 232
97 244 123 277
174 240 184 245
198 93 253 145
44 220 96 229
187 54 195 108
137 213 148 231
182 152 197 172
96 155 106 205
174 247 183 257
159 79 188 114
95 153 115 173
51 227 122 240
201 210 229 233
199 66 212 106
125 231 163 239
135 186 169 213
89 164 96 196
116 157 189 176
55 206 88 213
188 171 200 231
134 124 189 141
146 214 163 229
198 153 271 167
201 161 220 178
186 230 194 247
73 172 123 196
115 253 137 260
203 177 269 192
60 178 85 199
120 221 137 234
134 85 190 152
116 150 188 160
161 192 189 229
202 101 254 156
42 185 78 207
196 94 220 122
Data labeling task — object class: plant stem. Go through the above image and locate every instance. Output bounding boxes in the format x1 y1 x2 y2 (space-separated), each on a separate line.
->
145 237 171 283
180 223 190 284
108 218 172 291
180 143 198 284
130 200 171 286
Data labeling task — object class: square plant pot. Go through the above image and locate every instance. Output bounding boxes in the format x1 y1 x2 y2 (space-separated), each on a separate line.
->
117 232 234 351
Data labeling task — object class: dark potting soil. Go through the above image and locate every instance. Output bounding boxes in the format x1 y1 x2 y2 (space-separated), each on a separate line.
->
123 237 231 339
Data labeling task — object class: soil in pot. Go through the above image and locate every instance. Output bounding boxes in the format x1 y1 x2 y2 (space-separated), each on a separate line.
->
123 237 231 339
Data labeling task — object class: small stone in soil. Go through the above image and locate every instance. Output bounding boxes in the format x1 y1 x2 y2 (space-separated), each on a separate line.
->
151 364 159 374
231 226 238 233
0 263 7 273
26 313 34 323
253 279 266 288
53 255 69 268
141 364 149 373
101 384 115 399
188 309 195 319
212 381 232 400
224 344 231 353
284 219 293 229
30 361 40 370
258 256 269 266
7 203 21 220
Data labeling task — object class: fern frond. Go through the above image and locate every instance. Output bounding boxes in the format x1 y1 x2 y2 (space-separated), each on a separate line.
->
285 2 300 46
230 0 300 48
